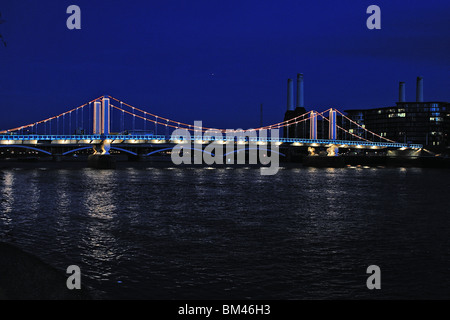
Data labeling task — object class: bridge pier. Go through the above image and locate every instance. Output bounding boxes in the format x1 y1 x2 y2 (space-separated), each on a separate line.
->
89 139 115 169
92 140 111 155
307 147 317 156
327 145 339 156
88 154 116 169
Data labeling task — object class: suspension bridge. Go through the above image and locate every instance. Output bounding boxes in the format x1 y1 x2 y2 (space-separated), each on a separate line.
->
0 95 422 160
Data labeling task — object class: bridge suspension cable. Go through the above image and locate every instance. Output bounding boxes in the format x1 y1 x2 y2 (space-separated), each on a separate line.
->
0 96 103 134
316 110 371 142
108 95 316 133
334 109 395 143
111 102 314 133
0 94 400 145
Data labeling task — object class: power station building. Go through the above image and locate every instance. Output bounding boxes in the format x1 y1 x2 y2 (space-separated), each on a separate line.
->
283 74 347 140
283 74 450 148
345 78 450 148
283 74 309 139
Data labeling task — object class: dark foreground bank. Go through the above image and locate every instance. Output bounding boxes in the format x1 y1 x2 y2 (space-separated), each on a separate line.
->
0 242 90 300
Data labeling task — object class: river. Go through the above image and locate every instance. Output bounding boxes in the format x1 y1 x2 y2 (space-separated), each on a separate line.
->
0 165 449 299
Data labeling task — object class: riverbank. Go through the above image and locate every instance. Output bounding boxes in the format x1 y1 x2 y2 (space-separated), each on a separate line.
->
0 242 90 300
1 155 449 170
303 155 450 168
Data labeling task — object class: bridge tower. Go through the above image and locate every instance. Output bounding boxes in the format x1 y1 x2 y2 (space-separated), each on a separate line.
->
327 109 339 156
93 96 110 135
310 111 317 139
93 101 101 134
102 95 110 135
329 108 337 140
92 96 111 155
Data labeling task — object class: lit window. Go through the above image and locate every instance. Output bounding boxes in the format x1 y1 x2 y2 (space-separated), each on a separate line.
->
388 113 405 118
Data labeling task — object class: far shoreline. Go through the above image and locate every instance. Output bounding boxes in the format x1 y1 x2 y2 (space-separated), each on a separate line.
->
0 155 449 170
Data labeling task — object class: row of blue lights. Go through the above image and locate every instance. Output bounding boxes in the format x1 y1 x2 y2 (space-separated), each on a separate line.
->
0 134 422 149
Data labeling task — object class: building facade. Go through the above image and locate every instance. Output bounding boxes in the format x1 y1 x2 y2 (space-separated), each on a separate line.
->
282 75 450 148
345 102 450 147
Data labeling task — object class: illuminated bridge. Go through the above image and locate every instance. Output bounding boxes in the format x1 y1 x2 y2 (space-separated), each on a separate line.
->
0 95 423 158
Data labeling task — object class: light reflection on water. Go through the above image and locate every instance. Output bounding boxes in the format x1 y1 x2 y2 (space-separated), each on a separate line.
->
0 166 449 299
1 171 15 215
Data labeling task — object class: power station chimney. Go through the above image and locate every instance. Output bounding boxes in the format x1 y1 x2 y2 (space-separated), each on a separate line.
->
416 76 424 102
296 73 304 108
399 82 405 102
287 78 294 111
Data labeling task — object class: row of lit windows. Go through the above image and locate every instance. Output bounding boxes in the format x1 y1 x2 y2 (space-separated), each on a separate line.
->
373 106 448 114
388 113 406 118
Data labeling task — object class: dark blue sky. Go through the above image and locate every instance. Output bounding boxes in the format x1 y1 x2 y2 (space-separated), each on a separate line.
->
1 0 449 130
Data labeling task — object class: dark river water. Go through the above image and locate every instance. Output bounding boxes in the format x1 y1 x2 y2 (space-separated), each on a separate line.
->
0 165 449 299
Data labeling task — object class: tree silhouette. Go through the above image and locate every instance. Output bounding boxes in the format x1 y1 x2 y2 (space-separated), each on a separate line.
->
0 11 6 47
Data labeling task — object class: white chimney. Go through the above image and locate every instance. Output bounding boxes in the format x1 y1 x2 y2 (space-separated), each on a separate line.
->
399 82 405 102
287 78 294 111
296 73 304 108
416 77 423 102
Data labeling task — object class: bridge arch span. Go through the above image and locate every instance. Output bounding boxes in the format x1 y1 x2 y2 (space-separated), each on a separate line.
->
62 146 140 156
145 147 214 157
224 147 286 157
110 147 138 156
62 146 139 156
0 145 52 155
62 146 93 156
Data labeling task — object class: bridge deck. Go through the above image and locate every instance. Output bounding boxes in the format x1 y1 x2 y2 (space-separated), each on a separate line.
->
0 134 422 149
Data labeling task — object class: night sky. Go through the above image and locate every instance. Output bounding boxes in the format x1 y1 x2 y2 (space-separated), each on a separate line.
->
1 0 449 131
